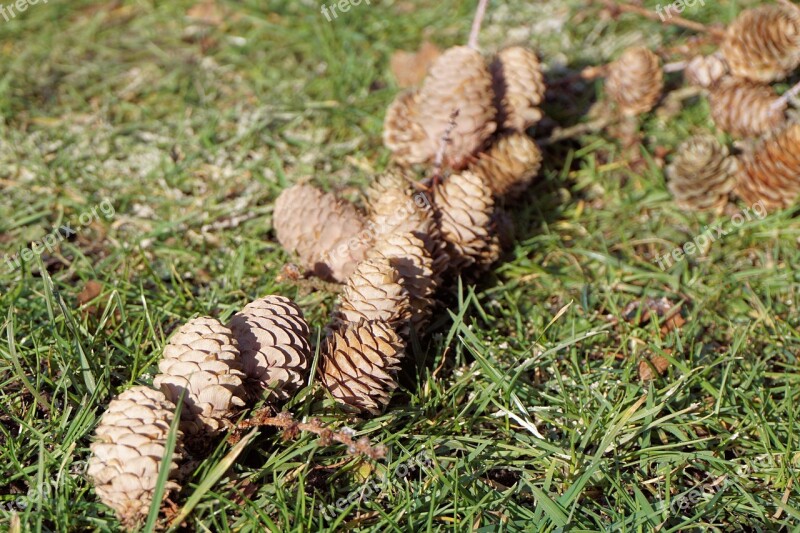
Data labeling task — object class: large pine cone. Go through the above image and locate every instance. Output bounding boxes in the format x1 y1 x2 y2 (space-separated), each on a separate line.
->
228 296 312 401
319 320 405 415
88 386 183 529
684 54 729 88
336 255 411 331
369 231 436 331
605 47 664 115
720 4 800 83
434 171 500 272
416 46 497 169
469 133 543 198
490 46 546 132
153 317 247 436
709 78 787 138
383 90 433 166
735 122 800 210
273 184 370 282
666 135 738 212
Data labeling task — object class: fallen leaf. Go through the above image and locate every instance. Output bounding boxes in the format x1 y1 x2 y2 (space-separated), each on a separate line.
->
187 0 224 26
622 296 685 333
638 355 670 381
390 41 441 88
77 280 104 315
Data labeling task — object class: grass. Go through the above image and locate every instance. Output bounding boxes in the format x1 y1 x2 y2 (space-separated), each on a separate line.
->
1 0 800 530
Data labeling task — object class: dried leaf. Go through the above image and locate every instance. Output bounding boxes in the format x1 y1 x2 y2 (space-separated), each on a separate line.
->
186 0 224 26
638 355 670 381
390 41 442 88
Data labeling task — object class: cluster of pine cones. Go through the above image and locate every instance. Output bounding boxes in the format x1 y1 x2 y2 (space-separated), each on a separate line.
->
600 2 800 212
273 44 546 415
88 296 312 528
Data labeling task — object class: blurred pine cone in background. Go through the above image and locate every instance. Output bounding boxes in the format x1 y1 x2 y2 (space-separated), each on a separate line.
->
490 46 546 132
319 320 405 415
383 90 432 166
709 78 787 138
735 122 800 210
720 3 800 83
605 46 664 115
273 184 370 282
88 386 183 529
666 135 738 212
684 54 729 88
469 133 543 198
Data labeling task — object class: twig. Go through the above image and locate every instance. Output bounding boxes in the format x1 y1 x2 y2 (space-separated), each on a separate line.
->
235 410 388 460
432 109 460 179
663 60 689 73
598 0 725 40
537 116 615 146
772 79 800 112
467 0 490 50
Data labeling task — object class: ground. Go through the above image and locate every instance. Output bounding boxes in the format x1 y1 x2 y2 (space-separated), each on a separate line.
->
1 0 799 531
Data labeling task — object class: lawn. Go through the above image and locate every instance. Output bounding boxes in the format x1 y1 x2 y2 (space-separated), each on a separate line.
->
1 0 799 531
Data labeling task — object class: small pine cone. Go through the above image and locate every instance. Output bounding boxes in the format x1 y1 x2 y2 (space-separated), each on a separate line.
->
228 296 312 401
319 320 405 415
709 78 787 138
684 54 729 88
369 231 436 331
336 255 411 330
490 46 546 132
735 122 800 210
469 133 543 198
153 317 247 436
417 46 497 169
666 135 738 212
273 184 370 282
383 90 433 166
720 4 800 83
605 47 664 115
434 171 500 272
88 386 183 529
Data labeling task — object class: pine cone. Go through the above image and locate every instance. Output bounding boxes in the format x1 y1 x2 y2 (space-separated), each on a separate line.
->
434 171 500 271
228 296 312 401
666 135 738 212
490 46 546 132
605 46 664 115
273 183 370 282
336 255 411 331
416 46 497 169
735 122 800 210
153 317 247 436
684 54 729 88
319 320 405 415
383 90 433 166
88 386 183 529
709 78 787 138
720 4 800 83
369 231 436 331
469 133 543 198
366 171 449 281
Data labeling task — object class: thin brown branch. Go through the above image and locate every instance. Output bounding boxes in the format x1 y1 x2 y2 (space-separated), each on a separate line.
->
467 0 490 50
773 79 800 112
432 109 460 180
597 0 725 40
537 116 615 147
235 410 388 460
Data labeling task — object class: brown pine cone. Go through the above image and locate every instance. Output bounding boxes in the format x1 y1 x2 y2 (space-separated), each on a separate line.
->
153 317 247 436
319 320 405 415
605 46 664 115
434 171 500 272
666 135 738 212
709 78 787 138
490 46 546 132
469 133 543 198
273 183 370 282
684 54 729 88
228 296 312 401
720 4 800 83
335 255 411 331
383 90 433 166
416 46 497 169
88 386 183 530
735 122 800 210
369 231 436 331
